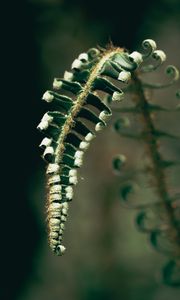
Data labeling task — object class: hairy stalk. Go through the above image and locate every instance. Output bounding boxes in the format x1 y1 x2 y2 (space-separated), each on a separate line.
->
55 48 123 163
131 73 180 252
38 43 130 255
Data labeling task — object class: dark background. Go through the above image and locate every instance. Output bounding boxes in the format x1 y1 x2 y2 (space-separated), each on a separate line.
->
1 0 180 299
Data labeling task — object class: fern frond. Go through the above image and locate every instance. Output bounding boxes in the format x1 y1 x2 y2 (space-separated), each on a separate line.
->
38 45 140 255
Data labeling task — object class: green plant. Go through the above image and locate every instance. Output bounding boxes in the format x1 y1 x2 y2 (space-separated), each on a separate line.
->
37 39 180 285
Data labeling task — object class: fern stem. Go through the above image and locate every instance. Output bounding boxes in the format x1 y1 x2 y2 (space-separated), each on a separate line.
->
55 48 123 163
131 73 180 254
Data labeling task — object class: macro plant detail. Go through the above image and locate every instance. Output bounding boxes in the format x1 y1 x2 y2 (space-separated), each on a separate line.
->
37 39 180 285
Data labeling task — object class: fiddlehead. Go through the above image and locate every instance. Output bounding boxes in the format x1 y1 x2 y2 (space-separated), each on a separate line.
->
37 38 180 286
38 45 140 255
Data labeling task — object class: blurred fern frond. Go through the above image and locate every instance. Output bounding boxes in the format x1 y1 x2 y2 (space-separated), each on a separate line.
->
113 41 180 286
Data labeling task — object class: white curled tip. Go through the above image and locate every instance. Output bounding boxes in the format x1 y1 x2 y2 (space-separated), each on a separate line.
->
37 113 53 130
69 169 77 177
48 202 62 211
142 39 157 54
71 59 83 71
66 190 73 200
166 66 179 81
39 137 52 148
118 71 131 83
49 218 60 226
69 175 78 185
62 208 68 215
129 51 143 66
43 146 54 154
79 141 89 150
42 91 54 102
37 120 48 131
49 210 61 218
74 157 83 167
61 215 67 222
38 113 53 130
61 203 69 215
85 132 95 142
65 186 73 193
95 122 105 132
56 245 66 256
59 229 63 235
49 193 62 202
78 53 88 62
42 113 53 123
60 223 65 230
43 146 54 159
51 239 59 247
99 110 111 122
53 78 63 90
48 174 61 185
49 232 59 239
75 150 84 159
50 184 62 194
112 91 124 102
46 163 60 174
62 202 69 209
88 48 100 59
152 50 166 63
64 71 74 81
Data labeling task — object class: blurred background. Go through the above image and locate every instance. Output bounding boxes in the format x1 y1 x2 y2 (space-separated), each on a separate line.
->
1 0 180 299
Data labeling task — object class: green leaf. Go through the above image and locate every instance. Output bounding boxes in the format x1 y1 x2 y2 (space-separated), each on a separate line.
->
77 107 106 126
100 60 120 79
93 76 122 96
86 93 111 115
65 132 82 149
73 120 94 138
112 52 137 71
54 79 82 94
